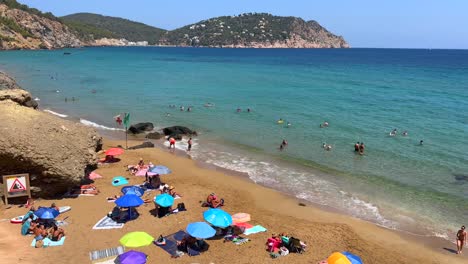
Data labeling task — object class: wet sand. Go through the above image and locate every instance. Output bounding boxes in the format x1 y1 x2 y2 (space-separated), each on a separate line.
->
0 138 465 264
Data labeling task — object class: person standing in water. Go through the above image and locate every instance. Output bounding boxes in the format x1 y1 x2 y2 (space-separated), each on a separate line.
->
359 142 365 155
169 137 176 149
457 226 467 254
187 138 192 152
420 140 424 145
354 142 360 152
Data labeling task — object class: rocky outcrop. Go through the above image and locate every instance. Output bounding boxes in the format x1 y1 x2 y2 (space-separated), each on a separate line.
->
128 122 154 134
146 131 164 140
0 71 37 108
0 4 81 50
163 126 197 140
0 74 102 197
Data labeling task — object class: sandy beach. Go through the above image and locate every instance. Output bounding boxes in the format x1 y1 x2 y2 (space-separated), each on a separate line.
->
0 138 465 264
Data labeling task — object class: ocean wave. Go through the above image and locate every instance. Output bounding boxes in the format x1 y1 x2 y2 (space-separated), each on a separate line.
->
44 109 68 118
79 119 125 131
162 137 198 152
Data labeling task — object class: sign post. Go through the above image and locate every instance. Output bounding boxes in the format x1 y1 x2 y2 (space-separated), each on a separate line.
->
2 173 31 206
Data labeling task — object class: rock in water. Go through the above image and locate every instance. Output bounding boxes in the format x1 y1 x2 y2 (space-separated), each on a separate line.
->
162 126 196 136
0 88 102 197
128 122 154 134
146 132 164 139
0 72 38 109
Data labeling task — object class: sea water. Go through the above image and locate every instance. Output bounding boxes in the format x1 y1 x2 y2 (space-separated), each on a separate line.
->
1 47 467 240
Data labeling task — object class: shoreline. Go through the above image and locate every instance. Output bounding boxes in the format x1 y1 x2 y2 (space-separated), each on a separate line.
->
25 105 464 248
1 137 464 264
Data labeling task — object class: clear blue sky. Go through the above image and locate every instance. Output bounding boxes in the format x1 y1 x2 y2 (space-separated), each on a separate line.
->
19 0 468 49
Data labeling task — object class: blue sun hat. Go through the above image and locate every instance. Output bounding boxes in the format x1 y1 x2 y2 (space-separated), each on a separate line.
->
112 176 129 187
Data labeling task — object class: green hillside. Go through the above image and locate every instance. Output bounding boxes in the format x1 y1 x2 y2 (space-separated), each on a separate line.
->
61 13 166 44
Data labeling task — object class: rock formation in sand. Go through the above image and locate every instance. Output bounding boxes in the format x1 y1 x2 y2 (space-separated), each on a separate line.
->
0 73 102 197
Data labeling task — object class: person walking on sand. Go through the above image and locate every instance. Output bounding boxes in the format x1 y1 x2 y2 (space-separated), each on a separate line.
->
457 226 467 254
187 137 192 152
359 142 365 155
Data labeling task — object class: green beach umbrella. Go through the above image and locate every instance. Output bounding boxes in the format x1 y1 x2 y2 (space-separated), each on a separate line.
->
119 231 154 247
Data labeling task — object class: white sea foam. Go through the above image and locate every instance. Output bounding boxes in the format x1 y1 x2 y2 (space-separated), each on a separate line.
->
162 137 198 152
79 119 125 131
44 109 68 118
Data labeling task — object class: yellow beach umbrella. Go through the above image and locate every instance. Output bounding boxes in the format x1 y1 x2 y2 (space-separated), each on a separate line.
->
120 231 154 248
328 252 352 264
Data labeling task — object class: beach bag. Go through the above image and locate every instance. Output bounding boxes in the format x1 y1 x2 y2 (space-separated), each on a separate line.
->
280 246 289 256
177 203 186 211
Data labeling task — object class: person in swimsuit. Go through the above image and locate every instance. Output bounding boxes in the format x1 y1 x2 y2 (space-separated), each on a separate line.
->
354 142 360 152
50 224 65 241
457 226 467 254
359 142 365 155
187 138 192 152
169 137 176 149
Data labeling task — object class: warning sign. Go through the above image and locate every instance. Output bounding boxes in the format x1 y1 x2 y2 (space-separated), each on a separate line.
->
3 174 30 204
8 178 26 192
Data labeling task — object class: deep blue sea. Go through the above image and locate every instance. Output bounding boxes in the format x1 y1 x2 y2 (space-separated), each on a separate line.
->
1 47 467 240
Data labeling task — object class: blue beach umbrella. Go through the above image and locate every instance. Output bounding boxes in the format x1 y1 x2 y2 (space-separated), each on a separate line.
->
149 165 171 175
186 222 216 239
122 186 144 197
154 193 174 207
115 194 144 207
203 208 233 228
34 207 60 219
342 252 363 264
112 176 129 187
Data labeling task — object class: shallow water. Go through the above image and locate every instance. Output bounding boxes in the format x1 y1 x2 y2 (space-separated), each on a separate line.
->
1 47 467 240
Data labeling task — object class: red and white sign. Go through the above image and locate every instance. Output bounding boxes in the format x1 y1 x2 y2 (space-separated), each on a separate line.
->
6 175 27 193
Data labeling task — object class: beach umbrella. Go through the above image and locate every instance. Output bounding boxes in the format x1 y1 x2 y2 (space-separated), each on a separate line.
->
203 208 233 228
115 194 144 207
112 176 129 187
120 232 154 248
342 252 363 264
105 148 124 156
122 186 145 197
149 165 171 175
154 193 174 207
118 250 147 264
186 222 216 239
232 212 251 223
34 207 60 219
327 252 352 264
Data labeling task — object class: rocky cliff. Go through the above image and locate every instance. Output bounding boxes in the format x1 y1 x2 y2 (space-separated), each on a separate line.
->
0 3 81 50
0 72 102 197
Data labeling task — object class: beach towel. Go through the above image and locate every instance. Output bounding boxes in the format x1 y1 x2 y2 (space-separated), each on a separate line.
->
233 222 253 229
92 216 125 230
244 225 267 235
31 237 66 247
90 246 125 261
89 171 103 180
155 230 188 257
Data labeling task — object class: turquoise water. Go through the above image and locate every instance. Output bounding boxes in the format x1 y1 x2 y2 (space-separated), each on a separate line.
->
1 47 467 239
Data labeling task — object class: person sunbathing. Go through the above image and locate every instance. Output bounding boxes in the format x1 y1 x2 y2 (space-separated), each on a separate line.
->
50 203 59 211
168 186 182 198
49 224 65 241
206 193 224 208
33 224 47 241
79 184 100 195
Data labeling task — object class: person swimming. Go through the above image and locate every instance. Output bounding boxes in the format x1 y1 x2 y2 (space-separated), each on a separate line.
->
354 142 360 152
389 128 397 136
322 143 332 151
320 121 329 128
237 107 241 112
402 131 408 136
419 140 424 145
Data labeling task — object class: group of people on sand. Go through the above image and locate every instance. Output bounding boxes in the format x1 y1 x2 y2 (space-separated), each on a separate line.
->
266 233 307 258
21 205 66 246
